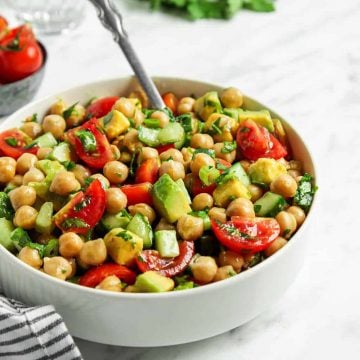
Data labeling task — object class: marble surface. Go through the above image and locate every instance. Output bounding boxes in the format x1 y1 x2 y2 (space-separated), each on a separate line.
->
1 0 360 358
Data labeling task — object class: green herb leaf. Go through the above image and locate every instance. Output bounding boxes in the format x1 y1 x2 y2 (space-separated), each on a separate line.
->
293 173 317 212
103 111 113 126
0 192 14 220
193 148 215 158
75 129 97 153
144 118 161 128
61 218 89 230
63 102 78 120
116 231 133 241
74 195 92 211
176 114 193 133
62 161 76 171
221 141 237 154
43 239 59 257
5 137 18 147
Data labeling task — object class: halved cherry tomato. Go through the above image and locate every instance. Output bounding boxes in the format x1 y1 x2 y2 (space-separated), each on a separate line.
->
0 23 35 44
162 92 179 114
135 158 159 184
211 217 280 253
85 96 119 119
156 143 175 154
0 16 8 38
190 174 217 196
79 263 136 287
135 241 195 277
0 129 38 159
68 118 114 169
121 182 153 206
54 179 106 234
236 119 287 161
215 158 232 169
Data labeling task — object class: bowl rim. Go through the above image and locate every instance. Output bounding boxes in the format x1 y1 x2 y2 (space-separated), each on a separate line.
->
0 76 319 300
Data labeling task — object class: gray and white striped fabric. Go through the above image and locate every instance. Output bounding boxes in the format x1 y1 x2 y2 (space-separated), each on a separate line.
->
0 294 82 360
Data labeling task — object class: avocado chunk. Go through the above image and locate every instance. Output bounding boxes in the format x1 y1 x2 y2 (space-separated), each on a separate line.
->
48 142 72 163
127 213 153 249
35 202 54 234
28 132 57 148
219 162 250 187
194 91 222 121
0 192 14 220
152 174 192 223
175 179 191 204
254 192 286 217
102 110 130 140
0 218 15 251
104 228 143 266
213 178 251 207
35 160 64 180
135 271 175 292
248 158 287 186
101 211 131 231
155 230 179 258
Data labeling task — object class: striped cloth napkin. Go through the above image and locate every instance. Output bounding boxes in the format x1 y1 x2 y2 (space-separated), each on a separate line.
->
0 294 82 360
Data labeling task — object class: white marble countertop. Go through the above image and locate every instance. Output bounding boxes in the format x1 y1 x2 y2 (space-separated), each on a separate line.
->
1 0 360 358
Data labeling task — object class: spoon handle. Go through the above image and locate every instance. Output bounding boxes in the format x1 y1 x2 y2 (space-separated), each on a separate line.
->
88 0 165 109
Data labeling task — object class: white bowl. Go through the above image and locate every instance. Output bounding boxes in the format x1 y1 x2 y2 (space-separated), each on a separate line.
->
0 77 317 347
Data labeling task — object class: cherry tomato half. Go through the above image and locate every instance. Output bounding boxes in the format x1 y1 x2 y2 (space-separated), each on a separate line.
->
162 92 179 114
85 96 119 119
136 241 195 277
121 182 153 206
135 158 159 184
54 179 106 234
211 217 280 253
156 143 175 154
0 129 38 159
79 263 136 287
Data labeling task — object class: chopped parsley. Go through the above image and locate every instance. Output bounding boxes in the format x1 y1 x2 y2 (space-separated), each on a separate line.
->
193 148 215 158
5 137 18 147
117 231 133 241
75 129 97 153
61 218 89 230
293 173 317 212
63 102 78 120
103 111 113 126
176 114 193 133
254 204 262 213
211 117 222 135
74 196 92 211
221 141 237 154
217 220 254 240
62 160 76 171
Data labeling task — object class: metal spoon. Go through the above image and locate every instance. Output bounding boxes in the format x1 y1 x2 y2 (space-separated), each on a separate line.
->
88 0 165 109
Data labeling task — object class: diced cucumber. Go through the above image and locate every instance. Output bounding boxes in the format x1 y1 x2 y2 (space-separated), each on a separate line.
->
158 122 185 145
127 213 153 249
48 142 71 163
138 126 160 147
35 202 54 234
254 191 286 217
101 211 131 231
227 162 250 186
175 179 191 204
35 160 64 179
155 230 179 258
0 218 15 251
0 192 14 220
28 132 57 148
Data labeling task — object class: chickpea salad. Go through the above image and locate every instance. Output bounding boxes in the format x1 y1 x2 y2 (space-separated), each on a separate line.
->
0 87 316 293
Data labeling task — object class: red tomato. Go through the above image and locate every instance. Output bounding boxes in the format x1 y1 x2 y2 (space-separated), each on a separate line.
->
211 217 280 253
135 158 159 184
121 182 153 206
79 263 136 287
156 143 175 154
0 129 38 159
0 16 8 37
190 175 217 196
215 158 232 169
162 92 179 114
136 241 195 277
54 179 106 234
85 96 119 118
0 24 35 44
68 118 114 169
236 119 287 161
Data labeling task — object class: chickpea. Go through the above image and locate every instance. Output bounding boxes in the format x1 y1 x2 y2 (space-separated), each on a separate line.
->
192 193 213 211
218 251 244 273
96 275 122 292
22 167 44 185
0 157 16 183
16 153 37 175
103 161 129 184
213 143 236 163
150 110 169 128
264 237 288 257
90 174 110 188
133 109 145 128
36 147 53 160
220 87 243 108
65 104 86 128
59 232 84 258
287 206 306 226
213 265 236 282
159 160 185 181
226 198 255 218
9 174 23 187
67 258 77 278
270 174 298 198
177 215 204 241
18 246 43 269
205 114 236 142
190 256 218 284
239 160 251 173
138 147 159 164
71 164 91 186
190 153 215 175
21 121 42 139
177 97 195 114
190 134 214 149
113 98 136 118
43 257 72 280
155 218 176 231
288 169 301 180
248 184 263 202
275 211 297 239
49 171 81 196
208 207 226 223
50 99 67 115
124 285 140 293
123 129 141 152
288 160 302 171
9 185 36 210
14 206 38 229
79 239 107 266
106 188 127 214
42 115 66 139
111 145 121 160
129 89 149 108
128 203 156 223
159 149 183 163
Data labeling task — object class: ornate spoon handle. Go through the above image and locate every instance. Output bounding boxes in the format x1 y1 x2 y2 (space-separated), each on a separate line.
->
88 0 165 109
